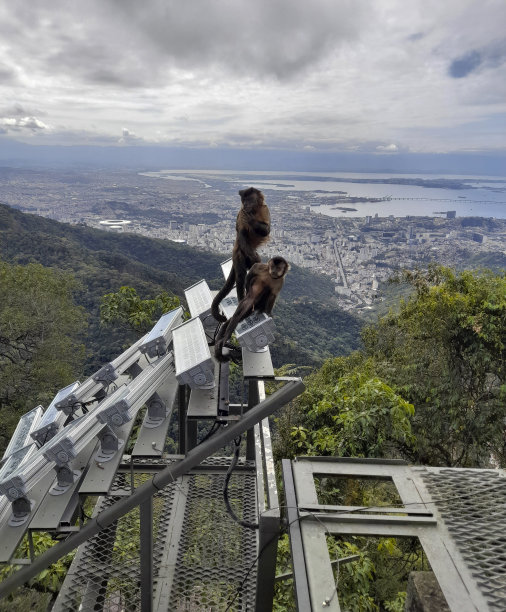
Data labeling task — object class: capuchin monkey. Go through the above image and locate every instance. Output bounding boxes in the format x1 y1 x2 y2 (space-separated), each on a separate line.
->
211 188 270 323
214 256 289 361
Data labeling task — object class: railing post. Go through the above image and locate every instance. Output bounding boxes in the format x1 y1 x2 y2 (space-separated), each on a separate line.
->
178 385 188 454
247 380 260 460
140 496 153 612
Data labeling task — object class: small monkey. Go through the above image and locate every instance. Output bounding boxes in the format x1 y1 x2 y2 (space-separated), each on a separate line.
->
211 188 270 323
214 256 289 361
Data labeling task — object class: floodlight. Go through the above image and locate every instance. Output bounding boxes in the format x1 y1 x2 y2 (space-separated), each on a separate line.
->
172 317 215 389
184 280 215 326
30 381 81 447
42 413 105 468
235 312 275 352
0 448 50 500
0 442 55 523
219 295 239 320
0 444 37 484
96 352 174 427
139 307 184 358
2 406 43 460
220 258 233 280
92 333 149 387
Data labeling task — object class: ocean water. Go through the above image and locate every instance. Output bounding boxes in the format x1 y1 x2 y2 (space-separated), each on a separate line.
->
146 170 506 219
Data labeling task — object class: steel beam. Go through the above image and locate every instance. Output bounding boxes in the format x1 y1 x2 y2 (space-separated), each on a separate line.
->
281 459 312 612
0 378 304 598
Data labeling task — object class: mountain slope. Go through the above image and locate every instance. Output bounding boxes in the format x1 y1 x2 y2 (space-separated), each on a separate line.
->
0 203 362 369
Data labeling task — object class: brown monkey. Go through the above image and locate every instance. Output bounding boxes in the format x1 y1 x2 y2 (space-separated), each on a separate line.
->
211 187 270 323
214 256 289 361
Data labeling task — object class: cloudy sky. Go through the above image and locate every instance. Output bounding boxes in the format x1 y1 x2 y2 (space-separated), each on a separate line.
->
0 0 505 157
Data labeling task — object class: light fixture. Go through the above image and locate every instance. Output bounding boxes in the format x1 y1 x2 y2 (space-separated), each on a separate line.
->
172 318 215 388
140 307 184 358
2 406 43 460
30 382 81 447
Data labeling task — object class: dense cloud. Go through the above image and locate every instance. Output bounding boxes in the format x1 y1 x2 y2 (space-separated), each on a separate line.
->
0 0 367 85
0 0 504 154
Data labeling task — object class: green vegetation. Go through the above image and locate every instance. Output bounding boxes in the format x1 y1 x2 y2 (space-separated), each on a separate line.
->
1 202 504 610
276 265 506 468
0 261 86 453
272 264 505 610
0 203 361 372
101 285 182 333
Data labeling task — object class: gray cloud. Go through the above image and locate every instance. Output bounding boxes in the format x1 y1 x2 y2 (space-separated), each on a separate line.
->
0 0 504 154
0 0 368 87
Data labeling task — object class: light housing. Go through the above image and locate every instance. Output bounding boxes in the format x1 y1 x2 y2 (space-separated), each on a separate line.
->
42 413 105 467
97 353 174 427
139 307 184 358
2 406 43 460
235 312 275 352
172 318 215 389
184 281 215 327
30 382 81 447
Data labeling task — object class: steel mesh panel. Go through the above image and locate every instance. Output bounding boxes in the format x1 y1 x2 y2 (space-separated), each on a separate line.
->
169 471 258 611
422 468 506 610
55 473 176 612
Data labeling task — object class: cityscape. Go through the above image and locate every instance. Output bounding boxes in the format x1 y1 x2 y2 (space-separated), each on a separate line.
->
1 166 505 312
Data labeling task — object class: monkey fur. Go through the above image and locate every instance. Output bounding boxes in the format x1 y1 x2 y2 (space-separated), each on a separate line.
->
211 188 270 323
214 256 289 361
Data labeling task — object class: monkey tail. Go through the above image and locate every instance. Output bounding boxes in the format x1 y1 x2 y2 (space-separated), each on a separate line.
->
211 269 236 323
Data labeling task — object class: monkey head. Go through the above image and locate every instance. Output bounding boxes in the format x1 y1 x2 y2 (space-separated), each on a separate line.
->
239 187 265 212
268 256 290 279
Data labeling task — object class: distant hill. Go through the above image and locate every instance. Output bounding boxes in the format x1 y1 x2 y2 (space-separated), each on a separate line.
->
0 203 362 370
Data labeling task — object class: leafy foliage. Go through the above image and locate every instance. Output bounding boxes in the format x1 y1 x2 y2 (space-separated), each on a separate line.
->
101 286 182 333
0 261 86 453
363 265 506 466
274 354 414 461
0 532 74 595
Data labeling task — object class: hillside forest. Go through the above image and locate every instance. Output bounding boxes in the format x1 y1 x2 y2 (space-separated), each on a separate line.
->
0 203 505 611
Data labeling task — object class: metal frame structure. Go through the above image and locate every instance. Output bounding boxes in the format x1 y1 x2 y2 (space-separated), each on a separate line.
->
0 378 303 610
0 267 302 611
282 457 506 612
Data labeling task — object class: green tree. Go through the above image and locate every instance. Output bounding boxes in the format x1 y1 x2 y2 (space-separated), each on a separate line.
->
363 265 506 466
100 286 182 334
0 262 86 453
274 354 414 460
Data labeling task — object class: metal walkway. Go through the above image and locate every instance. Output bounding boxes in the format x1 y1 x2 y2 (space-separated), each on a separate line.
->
282 457 506 612
0 266 304 611
54 458 259 611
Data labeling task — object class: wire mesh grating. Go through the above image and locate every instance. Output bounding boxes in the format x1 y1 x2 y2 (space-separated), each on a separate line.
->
54 472 176 612
422 468 506 610
54 461 259 611
169 471 258 611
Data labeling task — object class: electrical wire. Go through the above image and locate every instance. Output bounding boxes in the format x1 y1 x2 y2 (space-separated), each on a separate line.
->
223 435 259 531
196 420 222 446
223 476 506 612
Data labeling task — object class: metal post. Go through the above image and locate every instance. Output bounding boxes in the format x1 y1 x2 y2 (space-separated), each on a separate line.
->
140 497 153 612
255 509 280 612
186 420 197 452
178 385 188 455
247 380 260 460
281 459 312 612
0 379 304 598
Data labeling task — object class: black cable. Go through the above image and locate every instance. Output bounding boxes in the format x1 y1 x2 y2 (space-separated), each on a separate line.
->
223 436 259 531
196 420 222 446
223 477 506 612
